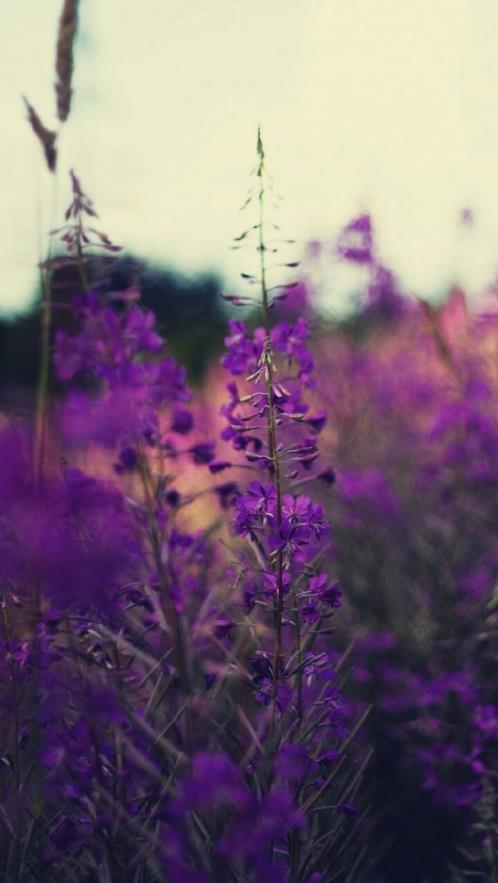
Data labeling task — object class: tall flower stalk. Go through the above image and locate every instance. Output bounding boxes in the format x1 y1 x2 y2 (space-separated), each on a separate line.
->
218 130 366 879
27 0 80 484
255 129 287 705
4 28 369 866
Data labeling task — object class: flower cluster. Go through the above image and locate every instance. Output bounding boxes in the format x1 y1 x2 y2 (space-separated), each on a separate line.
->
0 165 367 883
312 233 498 882
201 132 365 880
54 291 192 461
221 317 327 478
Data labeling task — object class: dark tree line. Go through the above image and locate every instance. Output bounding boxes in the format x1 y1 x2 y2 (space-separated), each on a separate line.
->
0 257 227 408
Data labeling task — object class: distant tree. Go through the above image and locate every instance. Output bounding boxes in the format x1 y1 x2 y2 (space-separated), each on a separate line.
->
0 255 227 404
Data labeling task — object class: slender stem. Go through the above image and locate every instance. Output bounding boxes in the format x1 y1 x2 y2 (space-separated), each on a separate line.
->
256 129 285 716
34 176 91 485
76 213 91 292
111 643 128 853
137 444 192 699
33 267 52 489
33 159 60 489
2 608 22 881
292 584 304 721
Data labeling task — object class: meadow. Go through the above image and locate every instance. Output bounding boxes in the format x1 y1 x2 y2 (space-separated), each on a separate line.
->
2 2 498 880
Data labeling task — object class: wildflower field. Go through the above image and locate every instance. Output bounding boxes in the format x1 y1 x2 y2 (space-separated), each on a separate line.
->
2 2 498 881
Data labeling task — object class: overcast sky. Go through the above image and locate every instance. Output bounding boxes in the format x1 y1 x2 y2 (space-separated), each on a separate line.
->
2 0 498 314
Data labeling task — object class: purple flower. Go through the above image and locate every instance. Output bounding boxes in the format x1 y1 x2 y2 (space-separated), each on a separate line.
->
189 441 215 465
306 410 327 433
170 407 194 435
173 752 249 814
234 481 277 536
209 459 231 474
214 481 239 509
114 444 138 473
336 213 374 265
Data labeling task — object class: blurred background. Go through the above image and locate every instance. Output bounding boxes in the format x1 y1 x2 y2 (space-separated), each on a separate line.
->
3 0 498 316
3 4 498 881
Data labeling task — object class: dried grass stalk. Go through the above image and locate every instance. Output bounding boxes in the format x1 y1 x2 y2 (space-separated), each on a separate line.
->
23 97 57 172
55 0 79 122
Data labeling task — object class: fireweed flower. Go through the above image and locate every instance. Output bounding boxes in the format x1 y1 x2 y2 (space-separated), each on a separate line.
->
54 290 194 462
211 130 366 879
335 213 374 265
312 272 498 879
0 427 140 614
0 159 367 878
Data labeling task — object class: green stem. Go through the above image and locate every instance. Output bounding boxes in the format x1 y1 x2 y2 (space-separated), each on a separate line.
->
256 129 285 721
292 584 304 721
2 608 22 881
33 158 61 490
33 267 52 490
137 445 192 700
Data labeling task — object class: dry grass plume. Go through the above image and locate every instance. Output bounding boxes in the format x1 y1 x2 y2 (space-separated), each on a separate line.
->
55 0 80 123
23 97 57 172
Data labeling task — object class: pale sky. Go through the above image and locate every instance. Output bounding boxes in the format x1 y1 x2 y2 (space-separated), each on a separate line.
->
2 0 498 315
